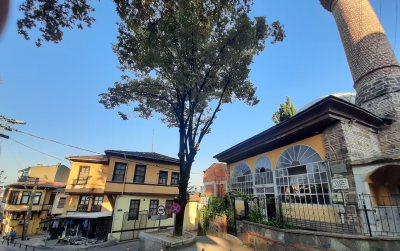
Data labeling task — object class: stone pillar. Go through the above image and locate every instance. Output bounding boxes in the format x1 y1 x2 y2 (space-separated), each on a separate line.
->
320 0 400 114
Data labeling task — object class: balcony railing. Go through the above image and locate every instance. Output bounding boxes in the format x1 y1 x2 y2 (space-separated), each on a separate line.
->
71 176 92 185
76 204 88 212
91 205 102 212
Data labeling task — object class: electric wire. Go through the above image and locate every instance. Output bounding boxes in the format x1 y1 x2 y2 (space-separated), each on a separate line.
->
10 138 69 164
11 138 203 186
14 129 102 155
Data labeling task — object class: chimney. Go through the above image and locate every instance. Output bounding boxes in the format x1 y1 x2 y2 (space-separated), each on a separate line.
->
320 0 400 116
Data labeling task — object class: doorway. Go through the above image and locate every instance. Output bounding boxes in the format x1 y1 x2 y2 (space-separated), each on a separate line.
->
265 194 276 220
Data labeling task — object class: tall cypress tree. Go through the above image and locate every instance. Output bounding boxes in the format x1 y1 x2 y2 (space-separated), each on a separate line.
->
272 96 297 124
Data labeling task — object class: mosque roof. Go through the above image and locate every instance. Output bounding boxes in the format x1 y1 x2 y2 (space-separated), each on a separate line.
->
295 93 356 115
214 95 382 164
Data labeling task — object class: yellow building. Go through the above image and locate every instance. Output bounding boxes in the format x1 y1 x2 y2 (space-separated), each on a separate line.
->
2 181 67 237
103 150 180 241
18 164 70 183
63 155 112 214
63 151 182 241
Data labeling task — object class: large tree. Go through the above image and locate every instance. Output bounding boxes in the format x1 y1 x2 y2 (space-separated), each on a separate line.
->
17 0 286 236
272 96 297 124
100 0 285 236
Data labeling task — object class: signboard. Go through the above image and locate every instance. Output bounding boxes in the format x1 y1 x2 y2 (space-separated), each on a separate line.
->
331 164 347 174
200 197 207 205
171 203 181 214
332 178 349 190
157 205 165 215
117 209 123 212
151 215 168 221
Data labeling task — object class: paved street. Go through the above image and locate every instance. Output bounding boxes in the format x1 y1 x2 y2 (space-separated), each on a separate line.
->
0 236 253 251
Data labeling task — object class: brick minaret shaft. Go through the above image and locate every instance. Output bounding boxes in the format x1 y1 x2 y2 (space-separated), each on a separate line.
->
320 0 400 116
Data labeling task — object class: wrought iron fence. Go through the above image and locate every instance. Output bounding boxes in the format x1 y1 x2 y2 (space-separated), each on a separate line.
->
244 194 400 237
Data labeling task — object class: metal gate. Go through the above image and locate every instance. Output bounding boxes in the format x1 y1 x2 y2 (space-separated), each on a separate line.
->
226 195 237 236
119 210 158 241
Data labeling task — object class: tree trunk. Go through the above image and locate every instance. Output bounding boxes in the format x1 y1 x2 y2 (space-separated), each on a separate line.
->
175 124 193 236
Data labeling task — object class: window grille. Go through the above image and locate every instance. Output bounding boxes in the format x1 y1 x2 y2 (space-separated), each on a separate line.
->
276 161 331 205
265 187 274 193
57 198 66 208
276 145 323 169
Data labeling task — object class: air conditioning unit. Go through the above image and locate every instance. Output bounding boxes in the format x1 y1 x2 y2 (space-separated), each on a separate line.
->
18 220 24 225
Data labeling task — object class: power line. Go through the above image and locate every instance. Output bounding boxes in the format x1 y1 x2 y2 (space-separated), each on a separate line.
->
14 129 102 155
10 138 68 164
11 134 202 181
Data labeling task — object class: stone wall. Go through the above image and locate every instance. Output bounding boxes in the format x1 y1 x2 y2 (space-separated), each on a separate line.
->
243 220 400 251
207 215 227 238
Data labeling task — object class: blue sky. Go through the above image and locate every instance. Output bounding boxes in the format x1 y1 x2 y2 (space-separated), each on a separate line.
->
0 0 399 186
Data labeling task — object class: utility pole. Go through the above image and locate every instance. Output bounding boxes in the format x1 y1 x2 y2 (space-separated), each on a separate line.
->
22 177 39 241
152 129 154 152
0 115 26 139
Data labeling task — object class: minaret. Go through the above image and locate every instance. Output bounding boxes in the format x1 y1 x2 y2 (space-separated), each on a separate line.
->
320 0 400 117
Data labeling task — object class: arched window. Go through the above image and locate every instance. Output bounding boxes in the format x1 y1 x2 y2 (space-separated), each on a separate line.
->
276 145 322 169
232 162 252 177
254 156 272 173
231 162 253 195
254 156 273 185
275 145 330 205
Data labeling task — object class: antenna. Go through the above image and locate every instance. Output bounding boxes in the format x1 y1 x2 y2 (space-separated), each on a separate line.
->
152 129 154 152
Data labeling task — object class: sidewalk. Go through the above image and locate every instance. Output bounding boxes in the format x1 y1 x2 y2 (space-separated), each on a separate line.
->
0 235 254 251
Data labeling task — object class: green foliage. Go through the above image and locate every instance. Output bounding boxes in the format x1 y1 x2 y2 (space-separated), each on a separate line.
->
246 197 297 230
17 0 98 47
98 1 285 236
272 96 297 124
253 219 297 230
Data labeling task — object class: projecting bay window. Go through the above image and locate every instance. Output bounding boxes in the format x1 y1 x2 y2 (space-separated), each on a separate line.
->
112 163 127 182
276 161 331 205
158 171 168 185
21 191 30 204
134 165 146 183
171 172 179 185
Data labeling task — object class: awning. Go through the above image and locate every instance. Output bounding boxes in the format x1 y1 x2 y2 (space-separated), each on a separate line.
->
56 212 112 219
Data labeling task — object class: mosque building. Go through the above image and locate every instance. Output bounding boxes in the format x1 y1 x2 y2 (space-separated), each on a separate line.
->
214 0 400 236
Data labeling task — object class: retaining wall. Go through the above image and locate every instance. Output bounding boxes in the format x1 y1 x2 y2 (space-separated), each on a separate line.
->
243 220 400 251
